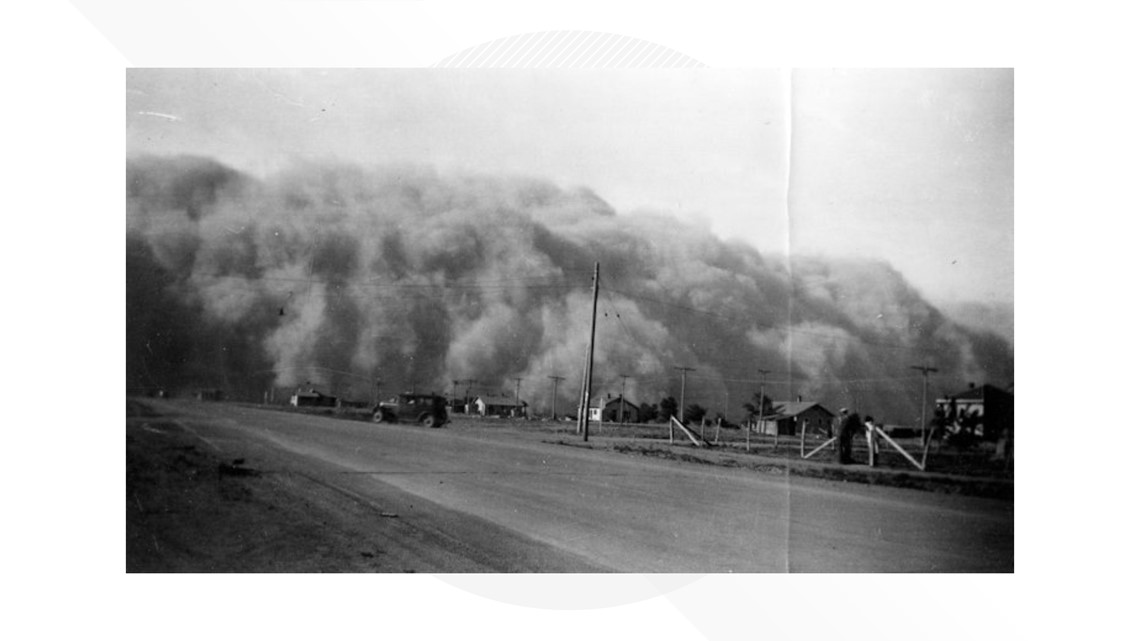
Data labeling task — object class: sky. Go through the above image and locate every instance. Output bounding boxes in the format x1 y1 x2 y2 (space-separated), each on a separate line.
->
126 68 1013 305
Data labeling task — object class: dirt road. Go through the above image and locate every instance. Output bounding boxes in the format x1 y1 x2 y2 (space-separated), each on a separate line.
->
127 400 1013 572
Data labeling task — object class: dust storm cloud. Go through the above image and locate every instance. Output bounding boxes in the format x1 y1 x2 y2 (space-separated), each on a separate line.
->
126 155 1012 424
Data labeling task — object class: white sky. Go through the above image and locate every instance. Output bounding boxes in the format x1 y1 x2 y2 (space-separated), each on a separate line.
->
127 68 1013 305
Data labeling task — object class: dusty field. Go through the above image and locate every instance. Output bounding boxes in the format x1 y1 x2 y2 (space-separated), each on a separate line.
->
128 401 420 572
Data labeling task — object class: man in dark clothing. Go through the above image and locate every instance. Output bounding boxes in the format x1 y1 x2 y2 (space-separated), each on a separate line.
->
836 408 860 464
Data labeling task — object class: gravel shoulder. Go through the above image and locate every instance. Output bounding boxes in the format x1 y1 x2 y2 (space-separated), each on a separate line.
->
126 400 607 572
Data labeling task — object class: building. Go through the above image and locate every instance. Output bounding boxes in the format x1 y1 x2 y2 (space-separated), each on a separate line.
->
934 383 1013 440
474 395 528 417
290 388 337 408
760 401 835 436
587 395 640 423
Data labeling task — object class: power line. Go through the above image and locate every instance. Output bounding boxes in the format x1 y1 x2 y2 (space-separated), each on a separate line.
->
598 278 642 348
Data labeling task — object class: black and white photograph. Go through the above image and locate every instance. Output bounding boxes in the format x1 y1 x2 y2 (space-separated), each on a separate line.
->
125 68 1014 573
22 1 1140 639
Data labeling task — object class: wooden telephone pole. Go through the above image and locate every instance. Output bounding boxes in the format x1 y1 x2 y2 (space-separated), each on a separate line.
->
676 366 695 419
618 374 631 427
753 368 771 450
674 366 695 445
911 365 938 445
577 343 589 434
460 379 477 413
548 375 564 420
512 377 523 417
579 263 601 442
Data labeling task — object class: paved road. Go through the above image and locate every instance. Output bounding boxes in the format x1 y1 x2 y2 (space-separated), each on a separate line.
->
156 401 1013 572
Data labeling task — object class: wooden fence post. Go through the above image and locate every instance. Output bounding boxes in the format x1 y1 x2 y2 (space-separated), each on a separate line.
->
921 427 933 470
875 426 925 471
867 423 875 468
803 437 837 460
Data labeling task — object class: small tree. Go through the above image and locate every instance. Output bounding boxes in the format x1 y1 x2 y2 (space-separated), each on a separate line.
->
741 392 773 427
683 403 707 424
658 396 678 422
947 409 982 450
639 402 658 424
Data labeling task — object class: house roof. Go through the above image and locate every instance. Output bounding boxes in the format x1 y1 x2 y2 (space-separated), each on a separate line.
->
765 401 834 420
590 396 638 409
938 383 1012 403
476 395 527 406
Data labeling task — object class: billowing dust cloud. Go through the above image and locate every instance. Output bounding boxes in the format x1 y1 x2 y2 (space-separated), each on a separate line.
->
127 156 1013 425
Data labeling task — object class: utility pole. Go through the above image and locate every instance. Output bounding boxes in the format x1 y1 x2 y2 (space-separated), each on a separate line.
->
675 366 695 424
911 365 939 445
618 374 631 426
512 377 522 417
576 344 589 434
581 262 601 442
756 368 771 436
548 375 564 420
461 379 477 414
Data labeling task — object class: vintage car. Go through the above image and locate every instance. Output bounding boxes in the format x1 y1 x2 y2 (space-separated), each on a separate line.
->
372 393 450 428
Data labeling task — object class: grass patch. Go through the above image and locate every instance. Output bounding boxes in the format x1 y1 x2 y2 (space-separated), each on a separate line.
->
573 440 1012 500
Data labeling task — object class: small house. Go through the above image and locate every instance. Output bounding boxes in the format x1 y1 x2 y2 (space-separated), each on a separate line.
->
760 401 835 436
290 388 338 408
475 395 528 418
587 395 640 423
935 383 1013 440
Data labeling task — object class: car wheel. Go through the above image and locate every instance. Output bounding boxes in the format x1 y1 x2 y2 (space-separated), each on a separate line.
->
373 410 385 424
421 414 438 428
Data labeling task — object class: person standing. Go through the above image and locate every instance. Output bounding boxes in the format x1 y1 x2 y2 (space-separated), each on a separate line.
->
864 415 879 467
837 408 860 464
